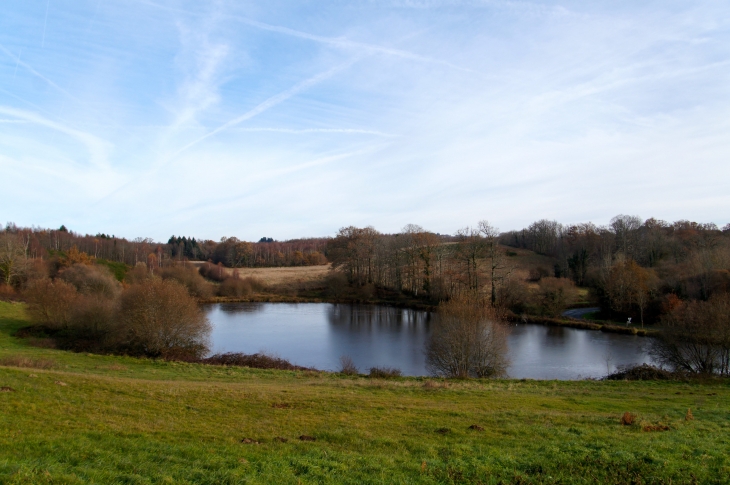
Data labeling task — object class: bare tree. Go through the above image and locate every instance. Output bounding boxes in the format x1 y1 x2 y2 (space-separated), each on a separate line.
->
0 233 27 286
479 221 512 306
426 295 509 378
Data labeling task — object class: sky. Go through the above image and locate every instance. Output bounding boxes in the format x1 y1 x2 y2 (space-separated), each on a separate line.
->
1 0 729 242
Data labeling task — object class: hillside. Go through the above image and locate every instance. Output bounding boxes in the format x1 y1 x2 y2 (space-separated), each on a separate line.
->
1 301 728 484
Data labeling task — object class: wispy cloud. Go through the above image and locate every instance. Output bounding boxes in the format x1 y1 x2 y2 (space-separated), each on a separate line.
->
1 1 728 239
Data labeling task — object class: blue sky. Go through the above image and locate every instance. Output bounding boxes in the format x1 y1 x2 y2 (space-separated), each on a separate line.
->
1 1 729 241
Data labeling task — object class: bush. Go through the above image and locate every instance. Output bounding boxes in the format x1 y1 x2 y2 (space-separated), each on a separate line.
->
217 276 266 298
23 278 79 329
368 366 401 378
339 355 359 375
160 264 213 299
218 277 252 297
115 278 211 359
535 277 577 317
426 296 509 378
649 294 730 375
201 352 311 370
124 264 152 284
60 264 121 299
199 262 227 282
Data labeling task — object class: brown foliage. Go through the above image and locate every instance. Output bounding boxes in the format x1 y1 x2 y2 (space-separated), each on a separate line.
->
620 412 635 426
116 278 211 359
535 277 577 317
199 262 227 282
124 264 152 284
60 264 121 299
23 278 79 329
650 293 730 375
159 264 213 299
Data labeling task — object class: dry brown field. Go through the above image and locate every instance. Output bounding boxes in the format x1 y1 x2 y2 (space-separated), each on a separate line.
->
189 262 331 289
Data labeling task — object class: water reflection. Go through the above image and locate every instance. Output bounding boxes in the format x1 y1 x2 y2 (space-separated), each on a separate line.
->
205 303 652 379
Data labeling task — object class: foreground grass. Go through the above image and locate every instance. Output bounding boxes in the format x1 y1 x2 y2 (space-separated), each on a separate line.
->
1 302 728 484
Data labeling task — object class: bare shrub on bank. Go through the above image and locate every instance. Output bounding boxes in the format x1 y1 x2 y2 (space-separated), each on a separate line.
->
339 355 359 375
426 296 509 379
650 294 730 375
115 278 211 359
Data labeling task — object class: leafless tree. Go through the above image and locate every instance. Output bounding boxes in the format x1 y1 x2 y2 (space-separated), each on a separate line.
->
650 294 730 375
426 295 509 378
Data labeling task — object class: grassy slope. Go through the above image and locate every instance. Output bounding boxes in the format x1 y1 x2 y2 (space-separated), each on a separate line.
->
0 302 729 484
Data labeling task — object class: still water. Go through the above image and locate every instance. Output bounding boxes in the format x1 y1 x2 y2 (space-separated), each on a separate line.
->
205 303 653 379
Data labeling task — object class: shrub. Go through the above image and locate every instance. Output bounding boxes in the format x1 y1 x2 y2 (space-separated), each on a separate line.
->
60 264 121 299
535 277 577 317
23 278 79 329
649 294 730 375
339 355 359 375
199 262 227 282
202 352 311 370
368 366 402 378
620 412 635 426
159 264 213 299
115 278 211 359
124 264 152 284
218 277 252 297
426 295 509 379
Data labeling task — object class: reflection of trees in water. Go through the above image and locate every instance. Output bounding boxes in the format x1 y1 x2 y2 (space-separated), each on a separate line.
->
546 326 566 339
216 302 265 314
327 304 433 333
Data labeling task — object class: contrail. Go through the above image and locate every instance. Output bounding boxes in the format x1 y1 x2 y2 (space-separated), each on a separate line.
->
0 44 82 104
237 17 475 74
42 0 50 48
12 49 21 79
168 60 355 160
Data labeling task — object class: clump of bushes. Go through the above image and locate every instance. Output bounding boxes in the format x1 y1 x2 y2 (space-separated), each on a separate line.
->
22 263 211 359
159 264 213 299
201 352 311 370
368 366 402 378
198 262 227 282
217 274 266 298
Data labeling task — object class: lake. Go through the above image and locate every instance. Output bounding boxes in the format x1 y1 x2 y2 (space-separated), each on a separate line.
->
205 303 653 379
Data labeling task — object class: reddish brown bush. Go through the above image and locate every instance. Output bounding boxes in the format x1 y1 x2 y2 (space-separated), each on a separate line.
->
23 278 79 329
116 278 211 359
620 412 635 426
159 264 213 299
60 264 121 299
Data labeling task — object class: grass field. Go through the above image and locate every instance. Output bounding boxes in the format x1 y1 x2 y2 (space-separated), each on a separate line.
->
189 262 331 292
1 301 729 484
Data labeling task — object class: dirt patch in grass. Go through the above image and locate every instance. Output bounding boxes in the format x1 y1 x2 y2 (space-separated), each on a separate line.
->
468 425 484 431
1 386 15 392
642 424 670 432
299 435 316 441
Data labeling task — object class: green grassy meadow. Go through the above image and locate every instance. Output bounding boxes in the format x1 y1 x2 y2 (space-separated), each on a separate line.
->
0 301 729 484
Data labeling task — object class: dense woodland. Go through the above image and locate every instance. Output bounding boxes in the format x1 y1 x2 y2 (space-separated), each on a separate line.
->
0 223 328 271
